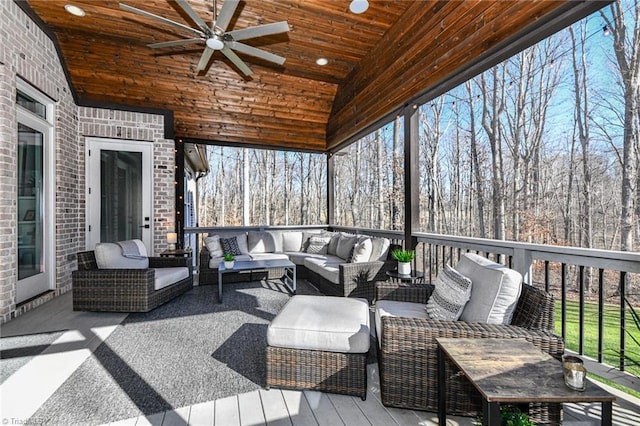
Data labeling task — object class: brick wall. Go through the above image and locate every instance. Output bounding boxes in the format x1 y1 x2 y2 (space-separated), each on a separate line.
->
0 3 176 322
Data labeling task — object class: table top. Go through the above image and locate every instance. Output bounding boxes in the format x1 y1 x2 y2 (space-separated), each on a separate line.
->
386 270 425 280
436 338 615 404
219 259 295 272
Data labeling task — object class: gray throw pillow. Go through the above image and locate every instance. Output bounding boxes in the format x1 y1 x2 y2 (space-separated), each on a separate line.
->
305 236 331 254
336 234 358 260
220 236 242 256
426 264 473 321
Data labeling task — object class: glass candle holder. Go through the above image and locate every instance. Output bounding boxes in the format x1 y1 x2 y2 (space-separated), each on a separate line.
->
562 355 587 391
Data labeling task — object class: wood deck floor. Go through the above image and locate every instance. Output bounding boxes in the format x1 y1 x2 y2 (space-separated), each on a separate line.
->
2 285 639 426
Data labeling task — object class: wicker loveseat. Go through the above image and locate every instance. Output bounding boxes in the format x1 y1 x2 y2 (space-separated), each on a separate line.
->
375 280 564 424
73 250 193 312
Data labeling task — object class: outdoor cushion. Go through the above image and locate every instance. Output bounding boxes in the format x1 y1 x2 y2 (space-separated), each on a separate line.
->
154 267 189 291
426 264 472 321
350 238 373 263
303 255 342 284
375 300 429 347
301 230 324 251
327 232 341 255
305 235 331 254
336 234 358 260
369 237 391 261
204 235 223 258
285 251 327 265
95 241 148 269
249 253 289 261
456 253 522 324
214 232 249 254
248 231 279 253
282 231 303 252
267 295 370 353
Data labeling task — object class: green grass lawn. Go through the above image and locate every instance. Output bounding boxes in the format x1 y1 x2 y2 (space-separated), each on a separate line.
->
555 299 640 396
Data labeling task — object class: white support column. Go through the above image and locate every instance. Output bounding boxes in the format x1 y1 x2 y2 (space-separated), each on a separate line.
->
513 248 533 285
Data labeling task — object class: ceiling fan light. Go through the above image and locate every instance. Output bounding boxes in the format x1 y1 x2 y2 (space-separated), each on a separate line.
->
349 0 369 14
206 37 224 50
316 58 328 66
64 4 85 17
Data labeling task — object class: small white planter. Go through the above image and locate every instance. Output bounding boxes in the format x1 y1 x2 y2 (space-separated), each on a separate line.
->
398 261 411 276
224 261 235 269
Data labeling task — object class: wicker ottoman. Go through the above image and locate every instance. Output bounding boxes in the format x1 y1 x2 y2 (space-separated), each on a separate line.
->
266 295 370 400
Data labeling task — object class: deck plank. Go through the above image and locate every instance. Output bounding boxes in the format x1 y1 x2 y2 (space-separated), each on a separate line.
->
215 395 240 426
259 389 293 426
137 412 166 426
163 406 190 426
353 389 399 426
281 389 318 425
326 393 371 425
238 390 266 426
303 390 344 426
188 401 215 425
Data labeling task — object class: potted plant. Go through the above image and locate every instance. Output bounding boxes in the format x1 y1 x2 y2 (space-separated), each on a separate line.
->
223 253 235 269
392 248 415 275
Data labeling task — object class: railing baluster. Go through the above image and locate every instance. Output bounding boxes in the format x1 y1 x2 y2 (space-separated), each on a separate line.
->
620 271 627 372
442 245 446 269
598 268 604 364
544 261 549 292
449 246 453 267
429 243 433 283
579 265 585 355
435 245 439 277
561 263 567 340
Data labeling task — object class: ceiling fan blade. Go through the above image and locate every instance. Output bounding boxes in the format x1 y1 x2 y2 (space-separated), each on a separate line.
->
148 38 203 49
221 47 253 76
215 0 240 33
120 3 203 36
227 21 290 42
197 47 215 72
175 0 210 33
229 41 286 65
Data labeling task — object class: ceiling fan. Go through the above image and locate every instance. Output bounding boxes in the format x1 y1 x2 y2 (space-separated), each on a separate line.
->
119 0 289 77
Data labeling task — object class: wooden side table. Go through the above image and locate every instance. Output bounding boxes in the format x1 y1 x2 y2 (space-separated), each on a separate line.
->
160 248 192 258
436 338 615 425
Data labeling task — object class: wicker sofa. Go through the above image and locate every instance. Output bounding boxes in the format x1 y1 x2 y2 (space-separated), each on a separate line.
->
73 250 193 312
199 229 397 302
375 278 564 424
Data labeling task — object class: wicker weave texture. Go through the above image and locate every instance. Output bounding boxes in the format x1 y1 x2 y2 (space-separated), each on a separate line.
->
376 281 564 424
73 251 193 312
266 346 367 399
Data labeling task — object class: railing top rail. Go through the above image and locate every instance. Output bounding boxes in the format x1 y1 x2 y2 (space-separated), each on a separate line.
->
415 232 640 272
184 225 328 234
329 225 404 240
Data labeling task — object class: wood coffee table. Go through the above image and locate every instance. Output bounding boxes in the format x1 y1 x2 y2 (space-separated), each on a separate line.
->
217 259 296 302
436 338 615 426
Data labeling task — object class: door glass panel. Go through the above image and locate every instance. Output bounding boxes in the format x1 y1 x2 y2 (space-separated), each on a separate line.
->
17 123 43 280
100 150 143 242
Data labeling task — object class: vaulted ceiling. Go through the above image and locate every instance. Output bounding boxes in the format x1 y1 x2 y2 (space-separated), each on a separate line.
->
21 0 606 152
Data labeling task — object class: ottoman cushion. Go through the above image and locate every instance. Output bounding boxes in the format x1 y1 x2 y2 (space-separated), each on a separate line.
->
267 295 370 353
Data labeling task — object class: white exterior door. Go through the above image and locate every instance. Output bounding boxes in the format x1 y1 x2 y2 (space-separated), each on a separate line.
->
86 138 153 252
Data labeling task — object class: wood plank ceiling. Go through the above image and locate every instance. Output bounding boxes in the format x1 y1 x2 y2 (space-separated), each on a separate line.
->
21 0 598 152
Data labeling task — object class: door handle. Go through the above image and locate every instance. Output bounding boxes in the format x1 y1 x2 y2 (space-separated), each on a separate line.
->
139 224 150 229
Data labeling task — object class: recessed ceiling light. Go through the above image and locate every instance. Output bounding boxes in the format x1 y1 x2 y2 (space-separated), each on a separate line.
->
64 4 85 17
316 58 329 66
349 0 369 14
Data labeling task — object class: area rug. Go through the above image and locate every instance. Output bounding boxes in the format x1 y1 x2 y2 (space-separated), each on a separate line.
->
31 280 320 425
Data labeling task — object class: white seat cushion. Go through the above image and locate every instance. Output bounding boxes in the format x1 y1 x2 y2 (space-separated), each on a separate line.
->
303 255 343 284
249 253 290 261
456 253 522 324
285 251 327 265
375 300 429 347
154 267 189 290
95 241 148 269
267 295 370 353
209 254 253 269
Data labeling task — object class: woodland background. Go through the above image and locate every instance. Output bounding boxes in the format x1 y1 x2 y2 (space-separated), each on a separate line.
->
198 0 640 257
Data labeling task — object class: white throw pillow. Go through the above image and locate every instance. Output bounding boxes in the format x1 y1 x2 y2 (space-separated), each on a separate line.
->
369 237 391 261
95 241 149 269
350 238 373 263
204 235 223 257
426 264 472 321
456 253 522 324
306 236 331 254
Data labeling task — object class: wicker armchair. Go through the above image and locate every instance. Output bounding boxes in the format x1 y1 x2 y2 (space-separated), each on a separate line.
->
376 281 564 425
72 250 193 312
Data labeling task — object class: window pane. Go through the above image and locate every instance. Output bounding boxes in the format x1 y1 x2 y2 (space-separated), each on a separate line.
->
17 90 46 120
17 123 44 280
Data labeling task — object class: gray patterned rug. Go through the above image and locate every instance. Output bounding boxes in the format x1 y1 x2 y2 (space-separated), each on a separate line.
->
31 280 320 425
